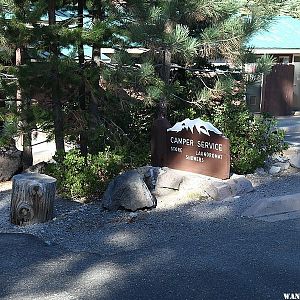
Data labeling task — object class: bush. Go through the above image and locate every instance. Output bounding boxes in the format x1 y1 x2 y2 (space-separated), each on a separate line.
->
212 99 288 174
46 148 126 200
46 88 288 199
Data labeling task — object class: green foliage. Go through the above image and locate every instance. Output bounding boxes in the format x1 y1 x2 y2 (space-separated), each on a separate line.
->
167 24 200 60
280 0 300 18
46 148 126 200
165 71 287 174
0 0 288 199
256 54 276 74
0 112 19 147
212 98 288 174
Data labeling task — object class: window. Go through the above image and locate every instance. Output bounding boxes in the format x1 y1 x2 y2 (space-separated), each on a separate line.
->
278 56 290 64
294 56 300 62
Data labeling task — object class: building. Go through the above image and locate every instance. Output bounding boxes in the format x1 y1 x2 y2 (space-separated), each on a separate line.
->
246 16 300 116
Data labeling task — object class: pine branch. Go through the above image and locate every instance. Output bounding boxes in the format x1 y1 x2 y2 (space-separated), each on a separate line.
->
0 98 17 102
171 93 201 106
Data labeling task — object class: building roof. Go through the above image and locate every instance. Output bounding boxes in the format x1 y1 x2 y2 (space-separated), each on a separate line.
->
248 16 300 53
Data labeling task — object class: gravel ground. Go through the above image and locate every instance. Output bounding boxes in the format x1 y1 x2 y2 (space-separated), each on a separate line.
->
1 168 300 256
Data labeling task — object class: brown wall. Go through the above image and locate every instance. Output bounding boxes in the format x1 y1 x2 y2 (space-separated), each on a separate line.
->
261 64 294 116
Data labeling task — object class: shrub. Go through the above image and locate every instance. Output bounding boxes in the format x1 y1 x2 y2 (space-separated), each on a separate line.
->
212 99 288 174
46 148 126 200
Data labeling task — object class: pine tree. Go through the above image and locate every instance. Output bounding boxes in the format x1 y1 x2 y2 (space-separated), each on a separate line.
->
0 0 37 168
0 0 283 169
96 0 283 167
279 0 300 18
103 0 281 118
48 0 65 152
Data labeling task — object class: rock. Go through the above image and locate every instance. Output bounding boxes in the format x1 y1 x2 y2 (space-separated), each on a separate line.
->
288 153 300 169
255 168 266 176
102 170 157 211
153 168 212 200
226 174 254 195
154 168 254 202
129 212 138 218
204 181 233 200
178 173 211 198
268 165 282 175
204 174 253 200
141 166 160 191
24 162 48 174
155 167 183 190
282 147 300 169
272 154 288 163
242 193 300 222
103 166 256 211
0 146 22 182
273 161 290 171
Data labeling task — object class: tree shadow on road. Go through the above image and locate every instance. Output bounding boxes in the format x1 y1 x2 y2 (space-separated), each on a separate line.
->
0 174 300 300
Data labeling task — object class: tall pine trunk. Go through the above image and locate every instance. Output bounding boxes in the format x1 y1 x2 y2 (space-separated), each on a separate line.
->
88 1 103 153
0 92 5 132
158 49 171 118
78 0 88 157
16 47 33 169
48 0 65 153
151 48 171 167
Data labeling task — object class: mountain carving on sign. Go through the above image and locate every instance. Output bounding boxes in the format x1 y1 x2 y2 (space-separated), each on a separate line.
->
167 118 222 136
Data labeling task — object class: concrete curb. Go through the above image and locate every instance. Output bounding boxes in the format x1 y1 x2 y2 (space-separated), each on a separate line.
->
242 193 300 222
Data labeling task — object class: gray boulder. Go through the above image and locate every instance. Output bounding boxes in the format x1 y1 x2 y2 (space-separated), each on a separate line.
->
205 181 233 200
24 162 48 174
288 153 300 169
153 168 211 199
0 146 22 182
282 147 300 169
153 168 254 202
226 174 254 196
102 170 157 211
268 165 281 175
274 161 290 171
142 166 160 191
154 170 255 209
255 167 267 176
155 168 183 190
102 166 255 211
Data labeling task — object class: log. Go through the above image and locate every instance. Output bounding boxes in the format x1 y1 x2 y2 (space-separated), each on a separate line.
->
10 173 56 226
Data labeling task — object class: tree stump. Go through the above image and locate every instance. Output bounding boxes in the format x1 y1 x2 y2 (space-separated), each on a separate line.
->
10 173 56 226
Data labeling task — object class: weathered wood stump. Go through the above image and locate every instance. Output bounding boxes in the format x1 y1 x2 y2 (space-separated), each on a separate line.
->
10 173 56 226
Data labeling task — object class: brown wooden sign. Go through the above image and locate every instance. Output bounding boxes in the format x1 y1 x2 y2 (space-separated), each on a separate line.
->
165 118 230 179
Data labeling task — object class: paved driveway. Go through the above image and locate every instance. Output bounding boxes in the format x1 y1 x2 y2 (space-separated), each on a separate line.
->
0 215 299 300
1 117 299 299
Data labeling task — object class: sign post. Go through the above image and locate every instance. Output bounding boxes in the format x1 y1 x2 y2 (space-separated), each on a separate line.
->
151 117 171 167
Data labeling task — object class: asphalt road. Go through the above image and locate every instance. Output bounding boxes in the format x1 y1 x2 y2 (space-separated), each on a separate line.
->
0 216 299 300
